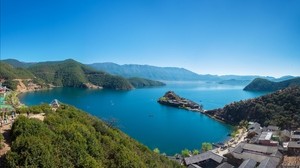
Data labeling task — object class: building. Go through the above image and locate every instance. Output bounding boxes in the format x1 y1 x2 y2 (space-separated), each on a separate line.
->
287 141 300 156
291 130 300 141
258 132 278 146
184 151 226 168
265 125 279 132
231 143 282 164
247 122 262 140
216 162 234 168
50 99 60 108
238 159 257 168
257 157 279 168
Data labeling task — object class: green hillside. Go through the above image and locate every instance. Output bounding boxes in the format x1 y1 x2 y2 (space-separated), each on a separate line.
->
0 62 34 80
128 77 166 88
206 86 300 129
244 77 300 91
5 104 181 168
27 59 134 90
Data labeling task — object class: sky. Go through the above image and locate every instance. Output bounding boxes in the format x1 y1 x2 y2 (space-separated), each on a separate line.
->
1 0 300 77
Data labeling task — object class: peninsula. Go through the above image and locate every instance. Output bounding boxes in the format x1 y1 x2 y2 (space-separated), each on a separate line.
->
158 91 203 112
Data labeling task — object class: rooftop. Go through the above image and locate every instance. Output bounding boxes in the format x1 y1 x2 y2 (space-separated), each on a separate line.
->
288 141 300 148
233 143 282 158
238 159 257 168
257 157 279 168
184 151 225 165
258 132 273 141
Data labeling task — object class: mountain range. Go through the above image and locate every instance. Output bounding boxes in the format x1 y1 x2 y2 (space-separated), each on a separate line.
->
89 62 296 83
0 59 164 90
1 59 298 86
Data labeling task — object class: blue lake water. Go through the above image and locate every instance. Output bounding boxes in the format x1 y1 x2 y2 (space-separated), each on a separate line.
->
19 82 268 155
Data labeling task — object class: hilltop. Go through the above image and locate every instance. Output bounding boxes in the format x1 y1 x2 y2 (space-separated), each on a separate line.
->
244 77 300 91
3 104 181 167
206 86 300 129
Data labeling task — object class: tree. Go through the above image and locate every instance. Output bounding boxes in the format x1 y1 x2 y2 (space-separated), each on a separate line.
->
181 149 190 157
192 149 199 155
153 148 160 154
201 142 212 152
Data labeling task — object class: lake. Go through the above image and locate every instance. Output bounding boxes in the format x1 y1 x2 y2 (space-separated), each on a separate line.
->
19 82 268 155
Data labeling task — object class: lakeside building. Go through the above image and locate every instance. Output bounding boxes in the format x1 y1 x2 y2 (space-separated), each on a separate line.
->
287 141 300 156
238 158 256 168
230 142 282 165
258 132 279 146
184 151 226 168
291 129 300 141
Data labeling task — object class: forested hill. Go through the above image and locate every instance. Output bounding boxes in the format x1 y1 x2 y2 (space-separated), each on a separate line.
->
206 86 300 129
244 77 300 91
1 59 165 90
27 59 133 90
4 104 181 167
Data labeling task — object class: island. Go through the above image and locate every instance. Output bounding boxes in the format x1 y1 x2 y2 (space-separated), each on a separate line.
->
158 91 203 112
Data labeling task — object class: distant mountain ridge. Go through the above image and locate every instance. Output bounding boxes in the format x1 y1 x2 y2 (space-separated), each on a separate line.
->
89 62 204 81
88 62 297 83
244 77 300 91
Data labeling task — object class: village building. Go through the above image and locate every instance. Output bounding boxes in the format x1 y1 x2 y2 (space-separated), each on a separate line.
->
230 143 282 165
238 158 257 168
216 162 234 168
257 157 279 168
258 132 279 146
184 151 226 168
291 129 300 141
287 141 300 156
50 99 60 109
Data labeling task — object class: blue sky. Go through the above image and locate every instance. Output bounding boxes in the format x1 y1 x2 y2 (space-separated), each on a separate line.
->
1 0 300 77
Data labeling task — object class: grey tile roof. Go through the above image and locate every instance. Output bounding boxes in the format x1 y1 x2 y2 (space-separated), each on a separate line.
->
257 157 279 168
267 125 279 131
216 162 234 168
238 159 257 168
288 141 300 148
188 164 202 168
184 151 225 165
233 143 282 158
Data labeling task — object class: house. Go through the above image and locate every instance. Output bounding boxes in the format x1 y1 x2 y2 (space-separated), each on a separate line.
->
247 122 262 139
231 143 282 164
258 132 278 146
238 159 257 168
216 162 234 168
291 130 300 141
265 125 279 132
257 157 279 168
184 151 226 168
287 141 300 156
187 164 202 168
50 99 60 108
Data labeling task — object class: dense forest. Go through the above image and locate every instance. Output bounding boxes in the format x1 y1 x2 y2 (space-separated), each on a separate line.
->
0 59 164 90
206 86 300 129
4 104 181 168
244 77 300 91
